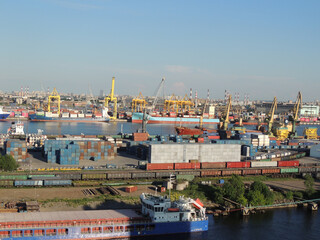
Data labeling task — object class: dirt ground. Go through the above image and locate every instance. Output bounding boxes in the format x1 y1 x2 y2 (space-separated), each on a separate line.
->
0 185 157 212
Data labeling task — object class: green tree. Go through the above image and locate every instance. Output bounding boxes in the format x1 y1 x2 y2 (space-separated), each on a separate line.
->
304 174 315 198
247 190 265 206
237 194 248 206
285 191 294 201
222 175 245 202
0 155 19 171
250 181 274 205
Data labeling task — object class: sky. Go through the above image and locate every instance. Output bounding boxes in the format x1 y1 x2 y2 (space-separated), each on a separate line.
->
0 0 319 101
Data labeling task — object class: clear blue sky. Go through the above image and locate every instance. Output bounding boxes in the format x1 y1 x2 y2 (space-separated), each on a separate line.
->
0 0 319 101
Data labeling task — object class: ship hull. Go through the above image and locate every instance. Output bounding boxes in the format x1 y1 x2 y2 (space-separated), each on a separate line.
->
29 114 109 123
132 112 219 125
0 113 10 120
0 219 208 239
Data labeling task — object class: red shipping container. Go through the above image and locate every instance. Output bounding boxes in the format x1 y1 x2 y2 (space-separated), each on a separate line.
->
125 186 138 193
226 162 250 168
277 160 299 167
174 163 200 170
197 138 204 143
208 136 220 140
147 163 174 170
201 162 226 169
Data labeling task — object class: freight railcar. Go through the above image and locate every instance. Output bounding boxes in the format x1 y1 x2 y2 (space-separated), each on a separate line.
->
107 172 131 179
14 180 43 187
43 180 72 186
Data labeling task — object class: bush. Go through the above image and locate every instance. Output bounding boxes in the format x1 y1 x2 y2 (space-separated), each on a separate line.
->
304 174 315 198
0 155 19 171
285 191 294 201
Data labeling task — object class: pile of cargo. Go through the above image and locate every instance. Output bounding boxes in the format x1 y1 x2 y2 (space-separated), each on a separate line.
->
5 139 28 162
26 134 47 148
44 139 116 165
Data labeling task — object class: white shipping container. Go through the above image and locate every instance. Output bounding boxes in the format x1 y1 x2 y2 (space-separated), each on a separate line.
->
51 114 59 118
78 114 85 118
45 112 52 117
251 161 277 168
70 114 78 118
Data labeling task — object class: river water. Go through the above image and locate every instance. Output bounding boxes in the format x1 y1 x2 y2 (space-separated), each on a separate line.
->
0 121 319 239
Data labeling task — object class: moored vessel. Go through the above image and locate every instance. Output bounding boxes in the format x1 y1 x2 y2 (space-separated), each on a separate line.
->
0 106 11 120
29 108 109 123
132 112 219 125
0 193 208 239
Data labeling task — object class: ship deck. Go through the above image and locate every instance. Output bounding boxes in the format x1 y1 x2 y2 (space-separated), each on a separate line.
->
0 209 142 224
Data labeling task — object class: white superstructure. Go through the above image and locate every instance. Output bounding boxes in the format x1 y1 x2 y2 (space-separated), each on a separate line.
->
140 193 207 223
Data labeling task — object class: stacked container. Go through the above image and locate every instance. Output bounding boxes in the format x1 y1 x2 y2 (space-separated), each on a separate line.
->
5 139 28 162
44 139 116 164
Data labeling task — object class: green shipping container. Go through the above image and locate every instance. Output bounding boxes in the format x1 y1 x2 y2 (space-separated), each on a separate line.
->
28 174 55 179
176 174 195 181
0 175 28 180
280 168 299 173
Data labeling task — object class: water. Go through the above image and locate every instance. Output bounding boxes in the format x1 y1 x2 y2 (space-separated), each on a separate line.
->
146 209 320 240
0 121 315 136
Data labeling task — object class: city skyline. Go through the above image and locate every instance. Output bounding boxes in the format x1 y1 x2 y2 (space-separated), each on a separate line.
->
1 0 319 101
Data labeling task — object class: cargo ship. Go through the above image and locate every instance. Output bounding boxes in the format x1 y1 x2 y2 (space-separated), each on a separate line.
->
132 112 219 124
0 193 208 239
29 108 109 123
0 107 10 120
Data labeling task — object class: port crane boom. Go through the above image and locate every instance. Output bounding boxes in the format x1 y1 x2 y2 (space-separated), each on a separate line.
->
267 97 277 136
105 77 117 120
221 95 232 130
290 92 302 138
150 77 165 114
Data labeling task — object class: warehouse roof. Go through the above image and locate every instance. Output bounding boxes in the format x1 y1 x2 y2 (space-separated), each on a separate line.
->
0 209 141 223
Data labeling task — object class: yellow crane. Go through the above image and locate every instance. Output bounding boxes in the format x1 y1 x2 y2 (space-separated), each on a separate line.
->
303 127 318 140
289 91 302 138
220 95 232 130
178 94 194 112
165 94 179 112
266 97 277 136
104 77 117 120
48 88 60 114
132 92 147 112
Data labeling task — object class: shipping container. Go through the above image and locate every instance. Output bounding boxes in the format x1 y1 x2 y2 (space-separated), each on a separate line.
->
146 163 174 170
277 160 299 167
242 169 262 175
201 162 226 169
280 168 299 174
298 167 317 173
226 162 250 168
201 170 221 177
174 162 201 170
251 161 278 168
125 186 138 193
